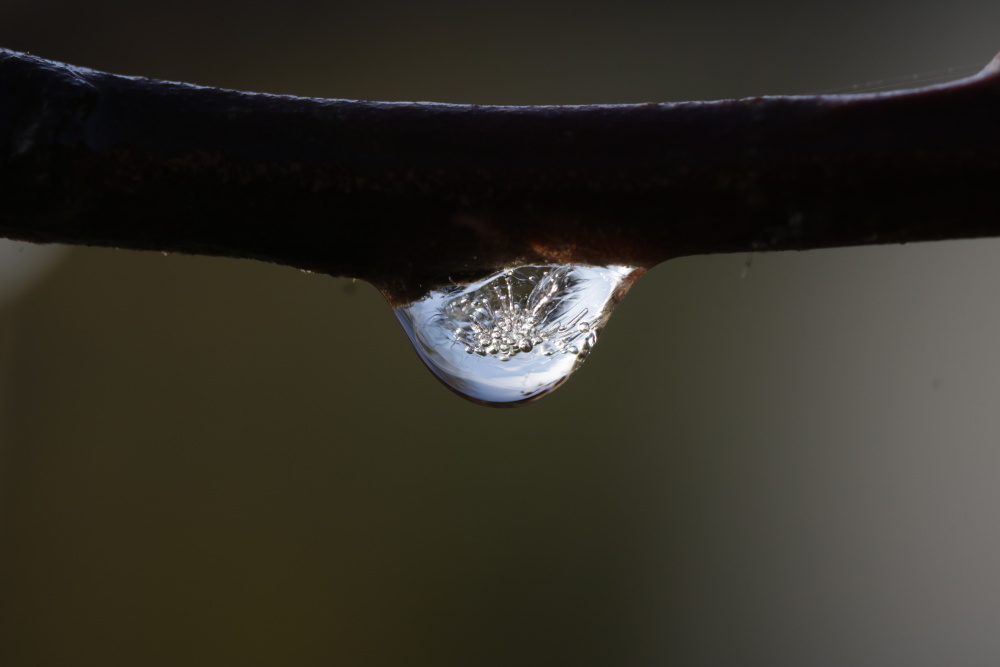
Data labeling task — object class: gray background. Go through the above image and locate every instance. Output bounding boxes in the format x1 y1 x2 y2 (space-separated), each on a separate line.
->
2 1 1000 665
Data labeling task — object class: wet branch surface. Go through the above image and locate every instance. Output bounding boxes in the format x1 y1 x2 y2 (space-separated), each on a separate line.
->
2 49 999 303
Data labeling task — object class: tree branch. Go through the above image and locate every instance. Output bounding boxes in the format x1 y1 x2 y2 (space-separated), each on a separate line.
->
2 48 999 303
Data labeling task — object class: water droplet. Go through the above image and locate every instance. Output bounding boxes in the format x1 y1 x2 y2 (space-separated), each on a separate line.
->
393 264 641 406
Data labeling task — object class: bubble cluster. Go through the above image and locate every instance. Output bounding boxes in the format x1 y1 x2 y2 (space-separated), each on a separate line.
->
444 267 595 362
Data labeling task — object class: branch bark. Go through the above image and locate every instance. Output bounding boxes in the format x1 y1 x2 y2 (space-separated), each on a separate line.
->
2 48 999 303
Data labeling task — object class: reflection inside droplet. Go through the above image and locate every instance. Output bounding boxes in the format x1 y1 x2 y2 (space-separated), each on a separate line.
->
393 264 641 406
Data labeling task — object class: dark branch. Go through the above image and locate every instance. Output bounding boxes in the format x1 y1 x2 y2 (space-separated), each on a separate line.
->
2 48 999 303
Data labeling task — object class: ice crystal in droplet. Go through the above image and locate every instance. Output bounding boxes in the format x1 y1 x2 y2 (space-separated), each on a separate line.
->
393 264 640 406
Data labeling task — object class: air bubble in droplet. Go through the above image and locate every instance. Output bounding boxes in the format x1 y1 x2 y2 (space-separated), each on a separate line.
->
392 264 641 406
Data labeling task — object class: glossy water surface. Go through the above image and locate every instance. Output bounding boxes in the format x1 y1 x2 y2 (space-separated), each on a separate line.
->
394 264 640 406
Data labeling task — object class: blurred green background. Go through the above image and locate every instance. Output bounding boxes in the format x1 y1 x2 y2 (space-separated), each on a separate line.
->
2 1 1000 665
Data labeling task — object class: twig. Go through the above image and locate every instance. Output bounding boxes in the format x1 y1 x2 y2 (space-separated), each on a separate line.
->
1 49 999 303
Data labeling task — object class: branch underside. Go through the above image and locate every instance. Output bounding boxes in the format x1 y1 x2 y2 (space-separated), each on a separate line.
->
1 49 999 303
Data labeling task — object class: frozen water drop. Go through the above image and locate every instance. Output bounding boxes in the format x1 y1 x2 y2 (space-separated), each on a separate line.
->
393 264 641 406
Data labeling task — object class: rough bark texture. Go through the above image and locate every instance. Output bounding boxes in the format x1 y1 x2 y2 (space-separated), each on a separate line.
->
1 49 999 303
